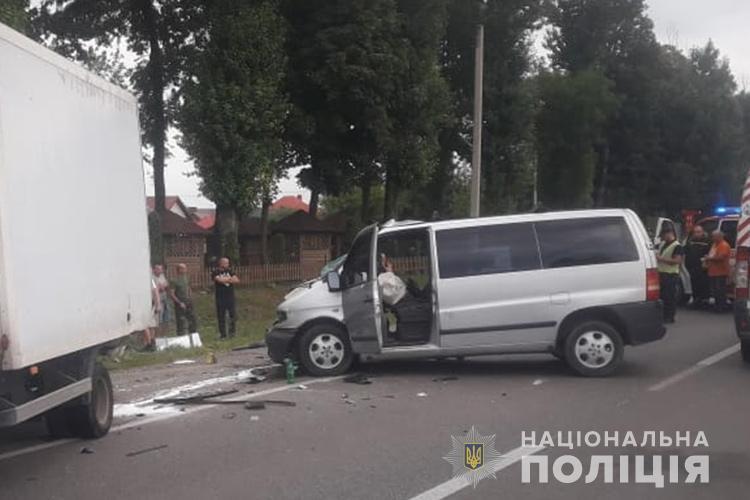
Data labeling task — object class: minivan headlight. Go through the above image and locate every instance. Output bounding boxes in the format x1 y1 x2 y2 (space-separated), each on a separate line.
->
276 309 288 323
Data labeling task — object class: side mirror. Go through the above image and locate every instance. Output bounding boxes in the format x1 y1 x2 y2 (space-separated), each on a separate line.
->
326 271 341 292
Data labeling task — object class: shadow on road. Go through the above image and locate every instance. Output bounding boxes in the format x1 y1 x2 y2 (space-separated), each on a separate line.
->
354 354 653 381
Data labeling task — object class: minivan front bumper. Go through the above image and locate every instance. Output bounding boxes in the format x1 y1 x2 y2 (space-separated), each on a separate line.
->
266 327 297 363
611 301 666 345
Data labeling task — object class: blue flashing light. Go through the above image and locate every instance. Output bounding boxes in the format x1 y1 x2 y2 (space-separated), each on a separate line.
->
714 206 741 215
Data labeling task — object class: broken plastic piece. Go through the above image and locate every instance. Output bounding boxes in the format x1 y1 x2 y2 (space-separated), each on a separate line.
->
343 373 372 385
126 445 168 457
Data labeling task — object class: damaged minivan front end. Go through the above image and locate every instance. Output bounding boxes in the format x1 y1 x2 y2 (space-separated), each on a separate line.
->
266 271 344 363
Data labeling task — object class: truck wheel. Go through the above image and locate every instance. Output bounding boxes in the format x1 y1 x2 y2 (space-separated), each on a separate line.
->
742 340 750 364
564 321 624 377
298 323 353 377
68 363 113 438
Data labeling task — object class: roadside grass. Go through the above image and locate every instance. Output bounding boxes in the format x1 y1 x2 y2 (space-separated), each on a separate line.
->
105 285 290 371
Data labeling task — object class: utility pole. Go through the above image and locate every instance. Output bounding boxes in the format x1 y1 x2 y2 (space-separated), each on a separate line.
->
469 22 484 218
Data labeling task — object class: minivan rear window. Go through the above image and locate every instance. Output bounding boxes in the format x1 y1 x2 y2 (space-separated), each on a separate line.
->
436 223 540 279
535 217 639 269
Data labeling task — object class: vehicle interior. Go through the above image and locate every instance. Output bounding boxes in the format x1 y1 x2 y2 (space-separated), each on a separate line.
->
377 229 433 347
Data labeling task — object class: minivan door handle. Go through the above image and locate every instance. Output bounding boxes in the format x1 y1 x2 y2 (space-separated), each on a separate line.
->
363 298 374 303
549 292 570 305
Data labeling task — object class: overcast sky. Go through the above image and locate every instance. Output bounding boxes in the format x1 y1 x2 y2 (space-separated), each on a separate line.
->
147 0 750 209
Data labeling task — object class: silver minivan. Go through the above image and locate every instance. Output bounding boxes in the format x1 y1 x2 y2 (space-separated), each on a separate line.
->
266 209 666 377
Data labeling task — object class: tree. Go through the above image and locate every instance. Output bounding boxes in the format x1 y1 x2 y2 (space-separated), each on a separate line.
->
651 42 744 214
546 0 662 210
179 0 288 262
34 0 199 264
36 0 196 212
536 70 619 208
0 0 29 32
382 0 451 218
436 0 544 216
283 0 404 221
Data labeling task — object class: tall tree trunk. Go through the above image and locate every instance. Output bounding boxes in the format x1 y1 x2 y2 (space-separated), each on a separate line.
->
215 204 240 264
141 0 167 213
384 168 399 219
260 195 271 265
594 143 610 207
309 188 320 217
360 177 372 224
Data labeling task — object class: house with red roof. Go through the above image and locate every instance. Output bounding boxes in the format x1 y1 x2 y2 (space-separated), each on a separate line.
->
271 194 309 213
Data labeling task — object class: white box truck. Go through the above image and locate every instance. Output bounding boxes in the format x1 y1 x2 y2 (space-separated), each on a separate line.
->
0 23 152 437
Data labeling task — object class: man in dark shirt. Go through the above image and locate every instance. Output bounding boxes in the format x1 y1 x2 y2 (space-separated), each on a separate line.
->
684 225 711 308
212 257 239 338
169 263 198 336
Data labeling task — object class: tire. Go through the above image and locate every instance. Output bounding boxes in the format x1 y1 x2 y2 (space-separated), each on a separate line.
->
298 323 353 377
564 320 624 377
741 340 750 364
68 363 114 439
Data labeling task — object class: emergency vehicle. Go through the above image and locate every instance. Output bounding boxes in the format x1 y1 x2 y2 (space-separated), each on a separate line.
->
656 207 739 303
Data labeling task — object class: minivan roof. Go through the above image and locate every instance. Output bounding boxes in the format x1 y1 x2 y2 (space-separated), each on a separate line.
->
378 208 637 235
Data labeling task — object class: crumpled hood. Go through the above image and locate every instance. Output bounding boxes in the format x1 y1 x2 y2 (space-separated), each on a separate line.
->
280 277 341 311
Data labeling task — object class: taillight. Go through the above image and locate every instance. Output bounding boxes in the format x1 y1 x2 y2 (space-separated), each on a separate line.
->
735 247 749 299
646 268 660 301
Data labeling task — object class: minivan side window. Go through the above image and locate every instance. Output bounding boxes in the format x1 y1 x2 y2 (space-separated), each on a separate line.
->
341 228 373 288
535 217 639 269
436 223 540 279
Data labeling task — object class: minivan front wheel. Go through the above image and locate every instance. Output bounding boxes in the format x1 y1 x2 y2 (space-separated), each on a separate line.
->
564 321 624 377
298 323 353 376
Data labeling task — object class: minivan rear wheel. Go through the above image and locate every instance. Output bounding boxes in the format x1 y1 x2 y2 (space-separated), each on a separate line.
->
564 321 624 377
298 323 353 376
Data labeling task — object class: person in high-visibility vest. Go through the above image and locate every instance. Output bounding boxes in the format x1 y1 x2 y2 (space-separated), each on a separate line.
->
656 227 684 323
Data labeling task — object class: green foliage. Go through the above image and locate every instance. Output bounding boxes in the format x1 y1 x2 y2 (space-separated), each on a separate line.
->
536 70 619 208
0 0 29 32
322 186 385 224
179 0 289 258
436 0 544 216
180 0 288 213
283 0 404 212
382 0 451 217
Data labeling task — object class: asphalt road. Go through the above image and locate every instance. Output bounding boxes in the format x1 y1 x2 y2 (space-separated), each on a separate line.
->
1 309 747 500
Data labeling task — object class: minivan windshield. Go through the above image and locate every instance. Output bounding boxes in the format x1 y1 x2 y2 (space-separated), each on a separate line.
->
320 253 348 278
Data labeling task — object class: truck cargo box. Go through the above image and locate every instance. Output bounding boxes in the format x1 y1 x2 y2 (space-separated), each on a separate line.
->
0 23 152 370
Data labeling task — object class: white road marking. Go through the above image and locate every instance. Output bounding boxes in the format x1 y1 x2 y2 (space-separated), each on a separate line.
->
111 376 344 432
0 439 77 462
408 445 545 500
0 375 344 463
648 343 740 392
113 363 281 418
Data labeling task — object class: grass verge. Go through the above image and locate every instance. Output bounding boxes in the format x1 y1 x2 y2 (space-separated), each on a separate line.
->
105 284 290 371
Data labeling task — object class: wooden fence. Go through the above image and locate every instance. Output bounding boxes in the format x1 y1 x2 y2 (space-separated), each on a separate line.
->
184 262 307 289
179 256 430 289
